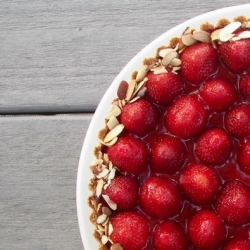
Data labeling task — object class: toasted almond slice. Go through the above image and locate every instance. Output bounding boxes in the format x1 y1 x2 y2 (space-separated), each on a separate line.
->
104 124 125 143
97 214 108 224
137 86 147 97
96 168 110 179
172 66 181 72
111 244 123 250
153 67 168 74
129 96 140 103
183 27 193 35
103 179 111 190
238 30 250 38
181 33 197 46
125 80 137 101
96 179 105 197
135 65 148 83
219 21 241 41
158 48 175 58
170 58 182 67
108 222 114 236
108 168 116 180
192 30 211 43
101 235 109 245
105 105 121 120
108 161 113 170
102 206 112 216
97 225 105 232
102 194 117 210
103 153 109 165
101 217 110 226
211 28 222 41
132 77 147 97
107 116 119 130
246 21 250 28
162 51 178 66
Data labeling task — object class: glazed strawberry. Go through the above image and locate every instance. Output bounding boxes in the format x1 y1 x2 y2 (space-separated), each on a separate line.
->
152 220 187 250
165 95 208 139
219 38 250 74
199 77 237 112
187 209 226 250
120 98 160 136
180 162 221 206
102 175 139 210
238 139 250 176
139 176 182 219
107 136 148 175
222 237 250 250
149 134 187 175
215 180 250 226
180 42 219 85
110 211 150 250
145 71 184 106
195 127 232 165
225 104 250 138
239 74 250 100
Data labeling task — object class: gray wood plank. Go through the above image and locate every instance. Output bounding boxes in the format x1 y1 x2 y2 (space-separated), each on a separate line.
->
1 0 249 114
0 115 92 249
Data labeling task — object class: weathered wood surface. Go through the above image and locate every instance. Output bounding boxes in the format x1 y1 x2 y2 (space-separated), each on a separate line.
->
1 0 249 114
1 1 250 250
0 115 91 249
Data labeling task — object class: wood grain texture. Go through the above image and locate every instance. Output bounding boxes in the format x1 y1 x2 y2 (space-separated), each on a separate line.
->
0 0 249 114
0 115 91 249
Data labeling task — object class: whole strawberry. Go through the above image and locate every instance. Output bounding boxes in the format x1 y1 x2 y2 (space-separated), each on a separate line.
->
107 136 148 175
120 98 160 137
219 38 250 74
179 162 221 206
110 211 150 250
164 95 208 139
145 71 184 106
195 127 232 165
187 209 226 250
152 220 187 250
225 104 250 138
102 175 139 210
215 180 250 226
149 134 187 175
199 77 237 112
180 42 219 85
238 139 250 176
239 74 250 100
222 237 250 250
139 176 182 220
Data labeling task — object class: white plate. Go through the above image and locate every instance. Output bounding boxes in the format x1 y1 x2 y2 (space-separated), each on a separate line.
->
77 4 250 250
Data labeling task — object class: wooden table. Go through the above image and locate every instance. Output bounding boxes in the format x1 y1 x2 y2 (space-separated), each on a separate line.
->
1 1 249 249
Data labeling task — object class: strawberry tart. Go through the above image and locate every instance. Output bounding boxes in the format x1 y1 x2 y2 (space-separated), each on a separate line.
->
87 15 250 250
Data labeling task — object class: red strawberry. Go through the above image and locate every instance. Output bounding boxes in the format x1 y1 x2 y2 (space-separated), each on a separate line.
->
180 42 219 85
187 209 226 250
110 211 150 250
215 180 250 226
164 95 209 139
152 220 187 250
107 136 148 175
179 162 221 206
145 71 184 106
239 74 250 100
195 127 232 165
149 134 187 175
225 104 250 138
218 38 250 74
139 176 182 219
222 237 250 250
238 139 250 176
120 98 159 136
102 175 139 210
199 77 237 112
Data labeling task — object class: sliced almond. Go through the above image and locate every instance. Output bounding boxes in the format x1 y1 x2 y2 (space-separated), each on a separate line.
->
91 158 103 166
192 30 211 43
237 30 250 38
219 21 241 42
97 225 105 232
102 206 112 216
246 21 250 29
181 33 197 46
104 124 124 143
96 179 105 197
132 77 147 97
172 66 181 72
102 194 117 210
170 58 182 67
135 65 148 83
137 86 147 97
108 168 116 180
108 222 114 236
97 214 108 224
125 80 137 101
105 105 121 119
158 48 175 58
129 96 140 103
101 235 109 245
111 244 123 250
211 28 222 41
107 116 119 130
162 51 178 66
103 153 109 165
96 168 110 179
90 197 99 211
